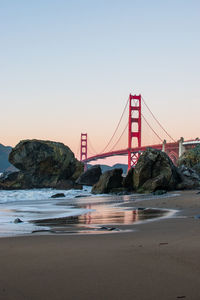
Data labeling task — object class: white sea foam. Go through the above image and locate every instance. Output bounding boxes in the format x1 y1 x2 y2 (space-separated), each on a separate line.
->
0 188 179 237
0 187 94 237
0 186 92 204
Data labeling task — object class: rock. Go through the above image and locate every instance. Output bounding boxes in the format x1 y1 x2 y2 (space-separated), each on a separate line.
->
0 171 23 190
110 188 131 195
14 218 23 223
133 148 181 193
123 167 134 191
52 179 82 190
50 193 65 198
76 165 102 186
177 145 200 168
92 168 123 194
75 195 91 198
153 190 167 195
0 170 18 181
176 165 200 189
99 226 119 231
193 163 200 176
178 165 200 180
9 139 79 176
0 139 84 190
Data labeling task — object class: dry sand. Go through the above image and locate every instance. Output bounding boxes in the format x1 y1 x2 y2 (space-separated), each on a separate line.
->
1 190 200 300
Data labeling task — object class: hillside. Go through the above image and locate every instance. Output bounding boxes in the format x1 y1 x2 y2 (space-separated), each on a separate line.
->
0 144 13 172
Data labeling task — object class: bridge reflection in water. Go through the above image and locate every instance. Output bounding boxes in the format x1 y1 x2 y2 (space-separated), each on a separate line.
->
32 197 171 234
73 203 167 227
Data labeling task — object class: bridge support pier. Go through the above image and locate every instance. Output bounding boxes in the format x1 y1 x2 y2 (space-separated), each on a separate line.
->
179 137 185 157
162 139 166 152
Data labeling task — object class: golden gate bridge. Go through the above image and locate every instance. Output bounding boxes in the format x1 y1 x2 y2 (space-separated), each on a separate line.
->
78 93 200 170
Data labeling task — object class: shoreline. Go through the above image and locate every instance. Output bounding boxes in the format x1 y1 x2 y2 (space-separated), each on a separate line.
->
1 190 200 299
0 189 180 238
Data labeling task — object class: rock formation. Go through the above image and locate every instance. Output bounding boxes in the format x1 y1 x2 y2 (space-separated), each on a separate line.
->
177 145 200 168
132 148 181 192
176 165 200 190
76 165 102 186
176 145 200 189
91 148 200 194
92 168 123 194
123 167 134 191
0 139 83 190
193 163 200 176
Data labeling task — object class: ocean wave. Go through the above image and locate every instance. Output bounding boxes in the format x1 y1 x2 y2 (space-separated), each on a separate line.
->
0 186 92 204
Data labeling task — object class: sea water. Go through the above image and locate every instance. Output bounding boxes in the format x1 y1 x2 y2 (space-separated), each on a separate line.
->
0 188 178 237
0 187 93 237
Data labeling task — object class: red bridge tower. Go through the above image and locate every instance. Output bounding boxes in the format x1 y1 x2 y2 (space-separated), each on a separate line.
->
128 94 142 170
80 133 87 170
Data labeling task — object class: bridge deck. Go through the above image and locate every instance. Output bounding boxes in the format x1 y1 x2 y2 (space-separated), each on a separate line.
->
83 142 179 163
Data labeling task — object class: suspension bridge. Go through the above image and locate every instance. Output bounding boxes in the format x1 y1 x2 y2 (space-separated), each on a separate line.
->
78 93 200 171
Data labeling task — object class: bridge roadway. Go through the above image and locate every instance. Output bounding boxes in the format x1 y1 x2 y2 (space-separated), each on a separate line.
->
83 141 179 163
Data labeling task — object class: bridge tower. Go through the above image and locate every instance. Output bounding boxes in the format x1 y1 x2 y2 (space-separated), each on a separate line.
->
128 94 142 170
80 133 87 170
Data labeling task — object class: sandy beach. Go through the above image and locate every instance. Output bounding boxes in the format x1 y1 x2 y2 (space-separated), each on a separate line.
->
0 190 200 300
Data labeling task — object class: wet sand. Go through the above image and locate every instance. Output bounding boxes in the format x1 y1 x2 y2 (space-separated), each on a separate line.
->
1 190 200 300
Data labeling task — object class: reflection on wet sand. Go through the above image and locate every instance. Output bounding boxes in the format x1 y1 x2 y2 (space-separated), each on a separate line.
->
78 204 166 225
33 201 168 229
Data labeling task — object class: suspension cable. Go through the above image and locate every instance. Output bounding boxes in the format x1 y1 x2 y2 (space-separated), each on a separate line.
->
109 122 128 152
87 136 98 155
76 140 80 159
101 97 129 153
142 97 176 142
142 114 163 143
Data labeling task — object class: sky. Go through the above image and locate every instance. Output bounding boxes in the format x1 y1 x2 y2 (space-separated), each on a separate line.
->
0 0 200 164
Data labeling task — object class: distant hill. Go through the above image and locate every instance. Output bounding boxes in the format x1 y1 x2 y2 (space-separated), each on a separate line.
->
88 163 128 175
0 144 13 172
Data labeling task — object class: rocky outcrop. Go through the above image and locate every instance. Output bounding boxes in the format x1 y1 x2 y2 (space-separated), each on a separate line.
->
76 165 102 186
132 148 181 193
92 168 123 194
176 145 200 189
51 193 65 198
90 148 200 194
123 167 134 191
0 139 83 190
193 163 200 176
177 145 200 168
176 165 200 189
91 148 200 194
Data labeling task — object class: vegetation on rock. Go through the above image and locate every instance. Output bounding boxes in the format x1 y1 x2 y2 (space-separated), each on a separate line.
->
178 145 200 168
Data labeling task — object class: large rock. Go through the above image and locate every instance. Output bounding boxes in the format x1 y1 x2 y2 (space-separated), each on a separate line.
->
176 165 200 189
76 165 102 186
0 139 83 190
133 148 181 192
123 167 134 191
92 168 123 194
193 163 200 176
177 145 200 168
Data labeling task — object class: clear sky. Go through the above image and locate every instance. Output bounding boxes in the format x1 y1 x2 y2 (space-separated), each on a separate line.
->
0 0 200 163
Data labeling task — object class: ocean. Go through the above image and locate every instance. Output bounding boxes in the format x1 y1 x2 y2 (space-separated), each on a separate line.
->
0 187 178 237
